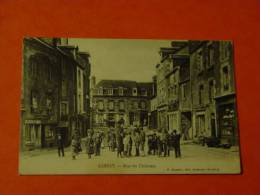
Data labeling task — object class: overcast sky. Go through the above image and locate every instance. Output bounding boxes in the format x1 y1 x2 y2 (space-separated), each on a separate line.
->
69 38 171 82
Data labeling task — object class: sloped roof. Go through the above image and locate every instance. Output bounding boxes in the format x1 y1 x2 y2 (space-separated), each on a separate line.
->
96 80 153 89
96 80 137 88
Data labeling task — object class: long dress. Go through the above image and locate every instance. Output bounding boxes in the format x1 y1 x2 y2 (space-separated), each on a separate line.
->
85 137 94 155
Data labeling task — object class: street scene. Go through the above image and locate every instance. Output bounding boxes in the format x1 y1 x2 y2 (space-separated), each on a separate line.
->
20 38 241 174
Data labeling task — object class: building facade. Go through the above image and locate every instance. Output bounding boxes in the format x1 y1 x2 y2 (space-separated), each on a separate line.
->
92 80 153 128
151 40 238 145
215 41 238 145
156 41 191 136
189 40 238 145
190 41 218 139
21 37 91 150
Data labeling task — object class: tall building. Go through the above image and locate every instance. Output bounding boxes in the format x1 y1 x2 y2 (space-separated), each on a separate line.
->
189 40 238 145
58 45 91 137
92 80 153 128
148 75 158 129
21 37 91 150
156 41 191 135
156 48 175 131
215 41 238 145
190 41 218 139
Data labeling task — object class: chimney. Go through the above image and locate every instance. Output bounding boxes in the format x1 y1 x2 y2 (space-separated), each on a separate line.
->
91 76 96 89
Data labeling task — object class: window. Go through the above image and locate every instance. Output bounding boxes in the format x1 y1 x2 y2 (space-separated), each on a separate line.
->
45 125 54 138
61 80 67 97
119 101 125 110
60 101 68 120
224 43 229 59
108 101 114 110
108 88 113 95
174 85 177 95
132 88 137 96
98 87 103 95
197 50 203 73
196 115 205 136
30 59 38 77
25 125 32 141
46 97 52 111
208 45 214 67
181 83 187 100
61 102 68 115
141 101 146 109
98 101 104 110
222 66 229 91
199 85 204 105
113 88 119 96
141 88 147 96
119 87 124 96
31 91 38 112
78 69 81 88
48 66 52 81
78 95 81 113
98 114 104 124
134 101 138 109
108 113 115 121
209 80 215 102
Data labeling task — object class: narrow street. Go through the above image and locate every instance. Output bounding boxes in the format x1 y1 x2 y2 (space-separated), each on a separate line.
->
20 143 240 175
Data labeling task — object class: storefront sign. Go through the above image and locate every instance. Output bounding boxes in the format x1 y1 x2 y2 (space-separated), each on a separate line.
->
25 120 41 124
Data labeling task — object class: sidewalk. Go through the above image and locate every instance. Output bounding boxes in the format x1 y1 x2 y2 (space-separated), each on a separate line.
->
184 142 240 156
21 147 71 157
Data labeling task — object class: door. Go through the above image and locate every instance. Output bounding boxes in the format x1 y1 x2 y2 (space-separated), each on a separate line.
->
211 114 216 137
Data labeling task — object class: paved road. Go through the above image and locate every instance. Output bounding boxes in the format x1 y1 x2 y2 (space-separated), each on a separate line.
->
19 143 241 175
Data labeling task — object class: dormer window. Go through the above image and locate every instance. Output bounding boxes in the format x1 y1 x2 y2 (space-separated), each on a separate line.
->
108 88 113 95
98 87 103 95
132 88 137 96
141 88 147 96
119 87 123 96
197 50 203 74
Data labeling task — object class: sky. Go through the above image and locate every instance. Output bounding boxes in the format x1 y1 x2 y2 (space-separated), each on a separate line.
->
69 38 171 82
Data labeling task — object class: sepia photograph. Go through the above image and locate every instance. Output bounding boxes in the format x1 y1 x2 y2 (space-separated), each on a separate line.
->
19 38 241 174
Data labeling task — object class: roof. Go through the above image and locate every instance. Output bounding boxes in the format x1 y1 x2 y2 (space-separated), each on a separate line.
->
96 80 153 89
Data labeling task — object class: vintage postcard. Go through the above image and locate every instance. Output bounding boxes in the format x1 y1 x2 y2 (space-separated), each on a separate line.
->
19 38 241 174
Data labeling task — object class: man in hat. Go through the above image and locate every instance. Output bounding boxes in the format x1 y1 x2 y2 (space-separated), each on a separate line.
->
173 130 182 158
57 133 64 157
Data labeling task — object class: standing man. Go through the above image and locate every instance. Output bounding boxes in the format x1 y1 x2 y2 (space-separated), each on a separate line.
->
134 131 141 156
140 128 146 156
85 132 94 159
94 132 101 156
161 130 168 157
173 130 181 158
116 131 124 157
57 134 64 157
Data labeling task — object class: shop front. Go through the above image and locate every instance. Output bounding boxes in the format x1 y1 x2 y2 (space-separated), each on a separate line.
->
158 106 168 131
216 94 238 145
23 119 57 150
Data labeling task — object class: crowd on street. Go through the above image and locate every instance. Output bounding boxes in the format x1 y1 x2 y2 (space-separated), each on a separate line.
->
57 125 182 160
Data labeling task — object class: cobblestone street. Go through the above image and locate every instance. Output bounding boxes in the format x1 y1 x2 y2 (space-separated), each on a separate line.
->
20 143 240 175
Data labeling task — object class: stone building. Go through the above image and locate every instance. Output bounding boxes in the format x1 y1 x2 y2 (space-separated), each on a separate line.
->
148 76 158 129
189 40 238 145
21 38 91 150
57 45 91 137
215 41 238 145
92 79 153 128
189 41 218 139
156 48 175 131
156 41 191 135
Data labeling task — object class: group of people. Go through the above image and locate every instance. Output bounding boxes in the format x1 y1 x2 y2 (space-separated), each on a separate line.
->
106 126 182 158
57 126 182 160
72 130 104 159
107 127 146 158
147 130 181 158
